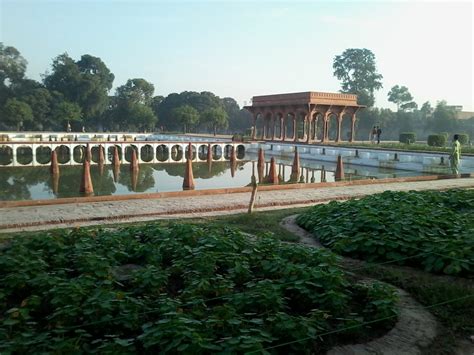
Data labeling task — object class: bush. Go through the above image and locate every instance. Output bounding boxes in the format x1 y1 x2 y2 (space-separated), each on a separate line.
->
428 134 447 147
456 133 469 145
399 132 416 144
297 189 474 276
440 132 449 139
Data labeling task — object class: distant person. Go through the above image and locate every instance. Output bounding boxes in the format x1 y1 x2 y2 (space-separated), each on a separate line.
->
370 126 377 143
376 126 382 144
66 122 71 133
82 126 86 133
449 134 461 175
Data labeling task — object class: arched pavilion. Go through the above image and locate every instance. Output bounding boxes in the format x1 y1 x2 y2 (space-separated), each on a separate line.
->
244 91 364 143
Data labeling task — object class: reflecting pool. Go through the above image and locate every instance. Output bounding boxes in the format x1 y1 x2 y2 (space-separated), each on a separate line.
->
0 153 427 201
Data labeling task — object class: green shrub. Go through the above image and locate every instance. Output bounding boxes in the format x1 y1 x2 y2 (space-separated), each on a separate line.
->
428 134 447 147
399 132 416 144
297 189 474 276
440 132 449 139
456 133 469 145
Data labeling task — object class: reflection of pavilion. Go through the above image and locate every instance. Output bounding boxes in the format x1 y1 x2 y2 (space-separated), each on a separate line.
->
244 92 364 143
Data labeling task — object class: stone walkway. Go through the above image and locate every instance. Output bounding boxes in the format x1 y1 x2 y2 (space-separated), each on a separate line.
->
1 177 473 233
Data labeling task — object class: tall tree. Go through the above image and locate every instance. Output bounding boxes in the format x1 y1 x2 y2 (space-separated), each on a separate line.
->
429 101 458 133
0 43 27 87
171 105 199 134
44 53 114 129
107 78 157 131
2 98 33 130
201 107 228 135
387 85 417 111
333 48 383 107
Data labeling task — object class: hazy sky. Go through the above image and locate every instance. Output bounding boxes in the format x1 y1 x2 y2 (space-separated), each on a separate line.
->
1 0 473 110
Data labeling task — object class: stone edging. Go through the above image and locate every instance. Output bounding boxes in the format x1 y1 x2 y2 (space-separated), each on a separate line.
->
280 215 438 355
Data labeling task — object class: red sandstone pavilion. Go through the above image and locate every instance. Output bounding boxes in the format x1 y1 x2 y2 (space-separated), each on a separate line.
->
244 91 365 143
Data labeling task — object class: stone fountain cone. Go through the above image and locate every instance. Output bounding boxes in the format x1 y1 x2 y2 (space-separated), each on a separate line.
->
79 159 94 196
183 158 195 190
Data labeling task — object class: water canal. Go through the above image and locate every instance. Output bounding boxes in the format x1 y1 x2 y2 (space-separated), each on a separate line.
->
0 150 427 201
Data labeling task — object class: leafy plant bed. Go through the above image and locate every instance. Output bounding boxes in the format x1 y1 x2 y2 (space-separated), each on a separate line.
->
297 189 474 276
0 223 397 353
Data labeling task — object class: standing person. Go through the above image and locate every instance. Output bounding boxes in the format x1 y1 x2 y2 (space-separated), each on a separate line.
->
449 134 461 175
370 126 377 143
376 126 382 144
66 121 71 133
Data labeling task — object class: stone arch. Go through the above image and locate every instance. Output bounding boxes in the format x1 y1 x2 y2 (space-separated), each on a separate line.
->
0 146 13 165
212 144 222 160
315 113 325 142
185 144 196 160
264 112 273 139
16 146 33 165
91 146 101 163
236 144 245 159
124 145 138 163
341 112 353 141
295 111 307 140
285 112 295 141
198 144 208 160
156 144 169 162
140 144 154 162
274 112 283 139
73 145 86 163
108 145 122 163
36 146 52 164
224 144 234 159
171 144 183 161
56 145 70 164
327 112 338 141
255 112 264 140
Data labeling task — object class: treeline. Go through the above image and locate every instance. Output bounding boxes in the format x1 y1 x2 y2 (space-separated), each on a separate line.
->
333 49 473 141
356 101 474 142
0 43 251 133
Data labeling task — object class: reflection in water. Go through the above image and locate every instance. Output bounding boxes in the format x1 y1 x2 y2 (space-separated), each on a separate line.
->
0 153 426 201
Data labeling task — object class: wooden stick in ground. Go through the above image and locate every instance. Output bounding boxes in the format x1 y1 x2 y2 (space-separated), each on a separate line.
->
248 174 258 214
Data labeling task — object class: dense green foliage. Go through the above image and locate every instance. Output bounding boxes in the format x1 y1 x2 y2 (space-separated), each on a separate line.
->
399 132 416 144
336 142 474 155
427 134 447 147
0 43 251 134
297 189 474 276
0 223 398 353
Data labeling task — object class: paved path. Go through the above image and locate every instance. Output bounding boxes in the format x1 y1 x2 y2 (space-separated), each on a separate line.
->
1 177 473 233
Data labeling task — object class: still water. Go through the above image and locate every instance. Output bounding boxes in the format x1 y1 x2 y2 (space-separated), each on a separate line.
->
0 152 427 201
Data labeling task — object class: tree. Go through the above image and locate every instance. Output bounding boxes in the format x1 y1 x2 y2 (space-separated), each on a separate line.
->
50 101 82 130
2 98 33 130
0 43 27 87
116 78 154 106
429 101 457 133
171 105 199 133
201 107 228 135
388 85 417 111
109 78 158 131
44 53 114 129
333 48 383 107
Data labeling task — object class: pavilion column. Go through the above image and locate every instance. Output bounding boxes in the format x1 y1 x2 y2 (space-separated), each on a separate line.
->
271 114 276 140
293 113 298 142
252 114 257 140
282 114 287 141
336 112 343 142
322 112 330 143
302 115 307 142
280 115 284 140
262 117 267 140
306 114 313 144
350 113 356 142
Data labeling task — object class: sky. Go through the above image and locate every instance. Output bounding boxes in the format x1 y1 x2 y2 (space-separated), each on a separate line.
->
1 0 473 111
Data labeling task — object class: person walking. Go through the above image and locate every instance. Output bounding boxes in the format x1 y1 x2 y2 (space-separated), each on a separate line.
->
370 126 377 143
376 126 382 144
449 134 461 175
